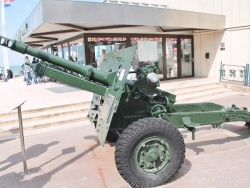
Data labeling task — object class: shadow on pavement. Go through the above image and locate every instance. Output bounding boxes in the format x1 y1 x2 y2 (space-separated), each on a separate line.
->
0 142 100 188
169 159 192 183
185 123 250 155
0 141 59 172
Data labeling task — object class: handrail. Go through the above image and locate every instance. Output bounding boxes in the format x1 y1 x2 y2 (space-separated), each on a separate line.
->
220 62 249 87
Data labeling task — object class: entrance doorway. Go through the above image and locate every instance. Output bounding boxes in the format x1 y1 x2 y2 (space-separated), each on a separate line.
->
165 36 193 78
166 37 178 78
83 34 193 80
180 37 193 77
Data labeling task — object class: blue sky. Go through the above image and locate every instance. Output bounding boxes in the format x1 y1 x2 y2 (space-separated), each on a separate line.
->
0 0 102 67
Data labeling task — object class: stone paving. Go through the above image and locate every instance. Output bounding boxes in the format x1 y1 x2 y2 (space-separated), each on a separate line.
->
1 77 250 188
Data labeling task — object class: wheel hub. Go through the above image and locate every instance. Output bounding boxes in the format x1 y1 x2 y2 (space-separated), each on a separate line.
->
144 148 159 162
133 136 171 174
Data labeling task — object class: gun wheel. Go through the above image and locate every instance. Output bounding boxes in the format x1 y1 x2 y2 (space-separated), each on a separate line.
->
245 122 250 128
115 117 185 188
106 130 120 143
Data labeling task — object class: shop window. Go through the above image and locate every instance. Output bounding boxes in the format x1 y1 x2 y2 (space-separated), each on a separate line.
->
87 37 126 67
56 44 63 58
131 37 163 79
63 42 69 60
69 38 85 65
47 47 52 54
77 42 85 65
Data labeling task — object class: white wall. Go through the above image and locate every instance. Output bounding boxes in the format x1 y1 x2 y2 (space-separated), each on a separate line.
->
229 29 250 65
194 28 250 78
192 0 250 78
194 31 223 77
111 0 250 78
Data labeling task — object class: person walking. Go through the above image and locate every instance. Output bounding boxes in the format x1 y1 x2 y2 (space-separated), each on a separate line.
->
7 69 13 79
97 49 106 69
24 56 32 85
32 57 38 84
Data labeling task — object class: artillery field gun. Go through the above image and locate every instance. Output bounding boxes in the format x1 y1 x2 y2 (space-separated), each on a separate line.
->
1 35 250 187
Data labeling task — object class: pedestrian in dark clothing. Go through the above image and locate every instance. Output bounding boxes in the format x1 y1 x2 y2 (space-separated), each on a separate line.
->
32 57 38 84
7 69 13 79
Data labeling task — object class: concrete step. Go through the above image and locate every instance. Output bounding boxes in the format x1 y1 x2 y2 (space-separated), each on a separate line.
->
171 84 224 96
166 82 217 93
176 88 233 103
0 105 89 127
163 82 233 103
0 101 91 136
0 112 88 135
0 101 90 118
180 90 240 104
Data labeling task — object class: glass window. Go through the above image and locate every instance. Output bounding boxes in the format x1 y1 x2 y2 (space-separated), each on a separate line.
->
131 37 163 79
57 44 63 58
47 47 52 54
77 42 85 65
69 38 85 65
181 38 192 77
63 42 69 60
166 38 178 78
70 44 77 62
87 37 126 67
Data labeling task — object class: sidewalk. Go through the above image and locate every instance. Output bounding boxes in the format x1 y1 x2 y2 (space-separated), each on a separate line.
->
0 76 219 113
1 111 250 188
1 77 250 187
0 77 93 113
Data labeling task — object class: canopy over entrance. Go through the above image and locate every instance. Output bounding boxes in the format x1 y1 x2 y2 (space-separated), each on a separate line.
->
15 0 225 48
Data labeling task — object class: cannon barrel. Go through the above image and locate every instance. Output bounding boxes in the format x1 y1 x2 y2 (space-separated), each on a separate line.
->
0 35 114 85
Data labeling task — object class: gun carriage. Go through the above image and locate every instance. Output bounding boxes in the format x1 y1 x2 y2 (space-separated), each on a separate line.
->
1 36 250 187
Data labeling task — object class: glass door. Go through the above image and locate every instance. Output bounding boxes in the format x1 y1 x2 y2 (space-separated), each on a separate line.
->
131 37 163 79
180 37 193 77
166 38 178 78
165 36 193 79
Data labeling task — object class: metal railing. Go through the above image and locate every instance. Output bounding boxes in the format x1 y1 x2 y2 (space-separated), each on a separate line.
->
220 62 249 87
244 64 250 86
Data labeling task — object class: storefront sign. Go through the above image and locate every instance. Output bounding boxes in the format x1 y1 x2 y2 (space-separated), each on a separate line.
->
88 37 126 42
69 38 84 45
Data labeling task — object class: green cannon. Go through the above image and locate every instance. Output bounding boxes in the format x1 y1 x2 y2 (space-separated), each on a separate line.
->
1 35 250 187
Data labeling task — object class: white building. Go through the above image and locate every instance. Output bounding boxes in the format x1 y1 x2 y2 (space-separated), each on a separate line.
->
14 0 248 80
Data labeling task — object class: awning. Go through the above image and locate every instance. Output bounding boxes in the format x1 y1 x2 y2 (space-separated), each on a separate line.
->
14 0 225 48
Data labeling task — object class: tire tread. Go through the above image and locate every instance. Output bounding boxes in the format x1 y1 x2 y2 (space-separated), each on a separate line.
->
115 117 185 188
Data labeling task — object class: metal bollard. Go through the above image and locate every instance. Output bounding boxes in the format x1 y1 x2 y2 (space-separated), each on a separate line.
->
11 101 29 175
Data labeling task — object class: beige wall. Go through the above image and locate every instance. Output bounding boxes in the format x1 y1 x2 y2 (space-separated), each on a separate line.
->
194 31 224 77
189 0 250 77
174 0 250 77
113 0 249 27
109 0 250 78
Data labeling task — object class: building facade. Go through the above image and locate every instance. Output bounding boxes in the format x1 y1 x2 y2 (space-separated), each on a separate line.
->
14 0 248 80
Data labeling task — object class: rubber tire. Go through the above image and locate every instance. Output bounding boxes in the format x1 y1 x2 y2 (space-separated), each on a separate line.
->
106 130 120 143
115 117 185 188
245 122 250 128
